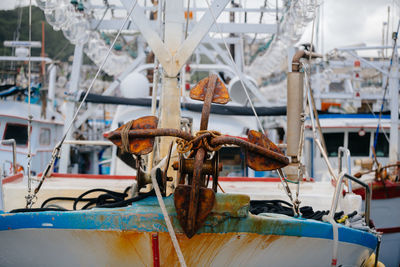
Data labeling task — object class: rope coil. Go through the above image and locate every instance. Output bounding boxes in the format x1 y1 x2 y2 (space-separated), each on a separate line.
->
176 130 222 154
121 120 134 153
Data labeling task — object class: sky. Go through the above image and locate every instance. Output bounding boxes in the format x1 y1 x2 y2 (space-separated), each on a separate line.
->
299 0 398 56
1 0 398 57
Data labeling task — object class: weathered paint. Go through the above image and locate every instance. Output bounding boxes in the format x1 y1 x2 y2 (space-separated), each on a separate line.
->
189 75 230 104
0 193 377 250
0 193 377 266
246 130 287 171
0 229 373 266
108 116 158 155
152 233 160 267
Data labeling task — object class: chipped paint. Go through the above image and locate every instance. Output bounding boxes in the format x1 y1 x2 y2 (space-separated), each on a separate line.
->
0 229 373 266
0 193 377 266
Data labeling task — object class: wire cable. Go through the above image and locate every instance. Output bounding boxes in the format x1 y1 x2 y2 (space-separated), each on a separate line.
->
204 0 265 134
27 0 139 208
374 19 400 151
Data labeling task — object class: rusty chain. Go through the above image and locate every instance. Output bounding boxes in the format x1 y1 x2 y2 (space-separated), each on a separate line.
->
176 130 223 154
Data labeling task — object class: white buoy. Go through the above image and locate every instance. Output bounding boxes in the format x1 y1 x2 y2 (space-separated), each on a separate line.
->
228 76 257 104
120 72 150 98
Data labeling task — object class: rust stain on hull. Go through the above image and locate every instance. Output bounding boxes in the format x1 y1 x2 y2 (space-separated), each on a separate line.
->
158 232 286 266
0 228 372 267
70 230 286 266
70 230 152 266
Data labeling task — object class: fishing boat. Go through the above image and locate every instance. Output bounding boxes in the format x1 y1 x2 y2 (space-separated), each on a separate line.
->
0 76 379 265
302 44 400 267
0 41 63 178
0 0 381 266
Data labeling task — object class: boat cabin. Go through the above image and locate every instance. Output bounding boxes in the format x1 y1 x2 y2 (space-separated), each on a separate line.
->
305 114 394 180
0 100 63 177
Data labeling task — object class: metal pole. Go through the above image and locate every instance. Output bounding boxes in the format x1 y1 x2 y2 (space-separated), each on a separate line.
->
0 139 17 175
389 37 399 164
59 44 83 173
47 64 56 113
159 0 184 159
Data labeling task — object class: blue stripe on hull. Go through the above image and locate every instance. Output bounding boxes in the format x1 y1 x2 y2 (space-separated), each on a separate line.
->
0 195 377 250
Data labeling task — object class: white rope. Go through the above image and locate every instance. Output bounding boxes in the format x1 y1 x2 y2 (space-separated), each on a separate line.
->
204 0 265 134
150 158 187 267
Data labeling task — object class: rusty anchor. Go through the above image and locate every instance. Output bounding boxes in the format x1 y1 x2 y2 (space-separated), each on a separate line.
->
174 74 224 238
104 75 289 238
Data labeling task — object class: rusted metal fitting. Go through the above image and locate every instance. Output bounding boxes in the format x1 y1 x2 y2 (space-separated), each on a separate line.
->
210 136 289 165
104 128 194 143
172 158 222 175
292 50 322 72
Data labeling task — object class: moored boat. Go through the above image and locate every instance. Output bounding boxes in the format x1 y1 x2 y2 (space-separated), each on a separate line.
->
0 1 382 266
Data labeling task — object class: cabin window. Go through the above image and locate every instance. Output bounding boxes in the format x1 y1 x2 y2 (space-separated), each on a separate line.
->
348 132 371 156
329 81 345 92
219 147 246 176
3 123 28 146
323 132 344 157
39 128 51 146
374 132 389 157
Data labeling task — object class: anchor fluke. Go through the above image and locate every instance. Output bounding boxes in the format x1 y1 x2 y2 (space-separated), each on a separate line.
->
246 130 287 171
104 115 158 155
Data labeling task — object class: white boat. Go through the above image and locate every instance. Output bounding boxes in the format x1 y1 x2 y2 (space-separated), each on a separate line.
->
0 40 63 178
302 114 400 267
300 44 400 266
0 100 63 177
0 0 380 266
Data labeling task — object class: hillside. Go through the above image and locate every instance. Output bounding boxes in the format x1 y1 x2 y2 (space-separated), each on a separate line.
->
0 6 74 62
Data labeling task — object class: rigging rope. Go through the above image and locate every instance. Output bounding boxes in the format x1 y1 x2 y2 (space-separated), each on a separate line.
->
204 0 265 135
121 120 134 153
204 0 306 212
365 102 390 143
373 19 400 151
152 168 187 267
26 0 139 208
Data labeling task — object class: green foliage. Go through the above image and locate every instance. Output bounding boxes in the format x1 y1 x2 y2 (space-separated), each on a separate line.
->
0 6 74 61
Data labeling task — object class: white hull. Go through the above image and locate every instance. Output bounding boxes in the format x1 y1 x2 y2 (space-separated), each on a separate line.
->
369 197 400 267
0 229 372 267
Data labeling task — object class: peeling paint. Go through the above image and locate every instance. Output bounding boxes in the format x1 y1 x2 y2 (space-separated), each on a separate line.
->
0 193 378 256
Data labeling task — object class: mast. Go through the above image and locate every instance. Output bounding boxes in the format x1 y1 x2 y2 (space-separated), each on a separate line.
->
159 0 184 158
59 44 84 173
389 36 399 165
119 0 231 161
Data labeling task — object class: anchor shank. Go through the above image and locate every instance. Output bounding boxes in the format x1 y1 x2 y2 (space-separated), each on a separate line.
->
200 74 217 130
187 148 206 235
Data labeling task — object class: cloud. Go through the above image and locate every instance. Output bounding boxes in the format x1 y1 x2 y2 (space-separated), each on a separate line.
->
299 0 395 56
0 0 28 10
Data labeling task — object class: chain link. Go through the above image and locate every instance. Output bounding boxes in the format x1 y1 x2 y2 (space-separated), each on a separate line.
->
176 130 222 154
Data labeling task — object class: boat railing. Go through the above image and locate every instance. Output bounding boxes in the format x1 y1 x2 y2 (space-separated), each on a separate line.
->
0 139 16 175
337 147 352 192
329 172 371 227
306 83 338 181
63 140 113 146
